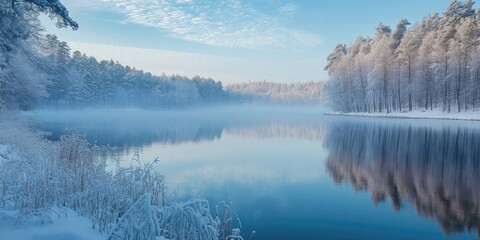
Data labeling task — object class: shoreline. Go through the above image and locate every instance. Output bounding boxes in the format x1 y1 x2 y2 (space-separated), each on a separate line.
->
324 112 480 122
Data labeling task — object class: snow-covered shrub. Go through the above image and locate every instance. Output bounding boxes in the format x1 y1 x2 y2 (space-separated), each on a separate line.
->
215 201 244 240
81 157 166 233
226 228 243 240
155 198 218 240
59 130 96 193
108 194 157 240
108 194 218 240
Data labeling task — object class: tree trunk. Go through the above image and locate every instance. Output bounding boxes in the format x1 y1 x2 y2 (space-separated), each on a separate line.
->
408 57 412 111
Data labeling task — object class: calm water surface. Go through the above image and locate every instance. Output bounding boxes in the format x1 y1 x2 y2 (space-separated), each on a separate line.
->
32 107 480 240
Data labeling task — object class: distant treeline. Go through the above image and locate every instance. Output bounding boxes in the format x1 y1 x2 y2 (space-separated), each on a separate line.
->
41 35 230 109
226 81 325 105
325 0 480 113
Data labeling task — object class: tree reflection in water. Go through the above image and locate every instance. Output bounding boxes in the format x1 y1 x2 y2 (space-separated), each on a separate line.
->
325 121 480 236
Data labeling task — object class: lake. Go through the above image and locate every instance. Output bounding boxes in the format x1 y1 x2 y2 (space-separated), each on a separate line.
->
31 106 480 240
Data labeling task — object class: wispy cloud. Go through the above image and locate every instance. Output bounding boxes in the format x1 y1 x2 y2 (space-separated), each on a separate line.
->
90 0 322 49
279 3 297 15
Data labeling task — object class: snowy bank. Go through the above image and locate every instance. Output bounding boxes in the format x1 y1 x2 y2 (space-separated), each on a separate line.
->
0 209 104 240
325 110 480 121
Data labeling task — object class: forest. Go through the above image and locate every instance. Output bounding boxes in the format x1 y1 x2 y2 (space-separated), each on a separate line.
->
325 0 480 113
43 44 227 109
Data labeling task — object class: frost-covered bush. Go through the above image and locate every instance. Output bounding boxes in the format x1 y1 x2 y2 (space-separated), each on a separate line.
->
59 131 96 194
108 194 218 240
155 198 218 240
214 201 251 240
108 194 157 240
79 157 166 233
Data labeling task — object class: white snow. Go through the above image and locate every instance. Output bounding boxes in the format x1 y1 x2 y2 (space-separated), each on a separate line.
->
327 109 480 121
0 209 104 240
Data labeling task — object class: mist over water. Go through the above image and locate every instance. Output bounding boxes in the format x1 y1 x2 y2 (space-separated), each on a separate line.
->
31 106 326 146
31 106 480 239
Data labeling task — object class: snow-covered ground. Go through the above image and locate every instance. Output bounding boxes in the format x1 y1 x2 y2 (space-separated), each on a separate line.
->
0 209 104 240
326 109 480 121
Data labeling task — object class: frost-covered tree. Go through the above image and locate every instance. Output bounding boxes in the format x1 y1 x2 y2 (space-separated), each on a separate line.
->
397 30 419 111
42 34 71 105
371 33 394 113
325 44 347 75
392 19 411 51
418 32 436 110
325 0 480 113
22 0 78 29
0 0 76 109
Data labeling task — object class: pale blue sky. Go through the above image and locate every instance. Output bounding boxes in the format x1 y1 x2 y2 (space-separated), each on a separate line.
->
43 0 465 83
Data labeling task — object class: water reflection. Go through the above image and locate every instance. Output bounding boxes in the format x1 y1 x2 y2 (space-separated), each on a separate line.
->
325 121 480 236
34 108 326 148
225 121 326 141
41 120 224 147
